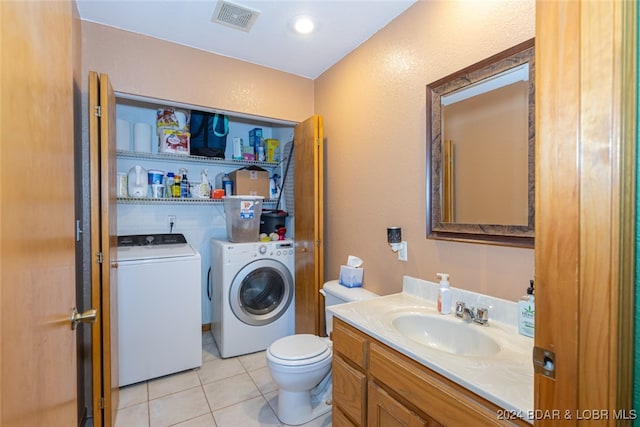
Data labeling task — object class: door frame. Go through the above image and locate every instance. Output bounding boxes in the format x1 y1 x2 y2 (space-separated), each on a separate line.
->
535 1 637 423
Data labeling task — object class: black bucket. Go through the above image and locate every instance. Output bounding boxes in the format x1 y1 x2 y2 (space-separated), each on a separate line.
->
260 210 288 234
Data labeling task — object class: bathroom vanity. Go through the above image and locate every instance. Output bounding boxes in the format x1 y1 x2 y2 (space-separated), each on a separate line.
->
333 318 530 426
329 278 534 426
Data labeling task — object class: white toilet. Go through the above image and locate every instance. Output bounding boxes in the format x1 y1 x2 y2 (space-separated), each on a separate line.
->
266 280 378 425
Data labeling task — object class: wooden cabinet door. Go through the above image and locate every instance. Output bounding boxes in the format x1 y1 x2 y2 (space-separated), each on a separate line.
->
333 356 367 426
293 115 324 335
368 382 431 427
88 71 119 426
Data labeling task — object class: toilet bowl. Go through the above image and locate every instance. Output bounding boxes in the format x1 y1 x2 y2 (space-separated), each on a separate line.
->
266 334 333 425
266 280 378 425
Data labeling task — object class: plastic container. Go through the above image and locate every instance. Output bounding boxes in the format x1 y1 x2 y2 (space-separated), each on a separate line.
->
223 196 263 242
165 172 175 197
260 209 288 234
518 280 535 337
436 273 451 314
179 168 190 198
222 173 233 196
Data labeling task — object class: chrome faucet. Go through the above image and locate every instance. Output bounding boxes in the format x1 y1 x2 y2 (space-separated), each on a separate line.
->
455 301 489 326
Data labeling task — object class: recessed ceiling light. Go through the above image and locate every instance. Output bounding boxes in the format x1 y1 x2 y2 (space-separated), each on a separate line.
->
293 16 315 34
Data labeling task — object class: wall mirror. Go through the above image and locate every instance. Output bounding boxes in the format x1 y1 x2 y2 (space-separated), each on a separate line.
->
426 39 535 248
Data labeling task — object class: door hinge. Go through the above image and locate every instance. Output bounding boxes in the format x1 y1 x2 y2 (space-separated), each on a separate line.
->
316 239 321 248
99 397 105 409
94 105 102 117
96 251 103 264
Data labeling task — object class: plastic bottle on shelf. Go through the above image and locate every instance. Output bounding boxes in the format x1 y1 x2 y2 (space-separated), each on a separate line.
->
165 172 175 198
199 169 210 198
222 173 233 196
257 138 266 162
179 168 190 198
172 174 181 197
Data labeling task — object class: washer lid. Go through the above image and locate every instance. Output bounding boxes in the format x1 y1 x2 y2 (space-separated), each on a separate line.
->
269 334 330 361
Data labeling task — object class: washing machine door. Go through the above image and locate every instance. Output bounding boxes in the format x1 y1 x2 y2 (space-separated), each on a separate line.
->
229 258 294 326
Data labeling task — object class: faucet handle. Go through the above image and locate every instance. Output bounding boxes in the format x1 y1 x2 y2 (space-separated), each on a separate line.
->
475 307 489 325
455 301 466 318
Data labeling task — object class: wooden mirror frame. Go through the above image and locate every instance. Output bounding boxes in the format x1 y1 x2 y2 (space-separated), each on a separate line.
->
426 38 535 248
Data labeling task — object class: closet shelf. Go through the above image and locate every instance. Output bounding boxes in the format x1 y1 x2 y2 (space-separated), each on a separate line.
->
117 150 280 168
117 197 279 205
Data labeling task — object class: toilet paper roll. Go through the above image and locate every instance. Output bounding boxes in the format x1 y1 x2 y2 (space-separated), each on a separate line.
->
133 122 152 153
116 119 131 151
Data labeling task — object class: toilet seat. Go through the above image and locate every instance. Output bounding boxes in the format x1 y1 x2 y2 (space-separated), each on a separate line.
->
267 334 331 366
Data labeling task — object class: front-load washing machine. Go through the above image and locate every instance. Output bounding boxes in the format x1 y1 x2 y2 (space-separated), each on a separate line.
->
211 239 295 358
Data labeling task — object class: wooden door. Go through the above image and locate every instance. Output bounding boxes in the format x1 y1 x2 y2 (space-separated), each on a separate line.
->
0 1 78 425
294 115 325 335
88 71 119 426
535 1 636 424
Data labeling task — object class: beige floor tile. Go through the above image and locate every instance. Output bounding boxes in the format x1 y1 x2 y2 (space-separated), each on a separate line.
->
118 382 148 409
291 412 332 427
265 391 333 427
148 369 202 400
248 366 278 394
115 401 149 427
197 357 245 385
172 412 217 427
238 350 267 371
202 341 221 363
202 372 261 411
264 391 278 414
202 331 215 345
149 386 211 427
212 395 281 427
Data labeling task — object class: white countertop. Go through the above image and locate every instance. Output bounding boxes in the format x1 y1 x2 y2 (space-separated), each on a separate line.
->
328 284 534 423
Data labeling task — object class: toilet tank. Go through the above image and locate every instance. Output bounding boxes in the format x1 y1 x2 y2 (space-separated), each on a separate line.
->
322 280 378 336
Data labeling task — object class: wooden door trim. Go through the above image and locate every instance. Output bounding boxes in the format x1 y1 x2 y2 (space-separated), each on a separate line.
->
88 71 104 426
315 116 325 335
535 1 636 424
615 0 637 415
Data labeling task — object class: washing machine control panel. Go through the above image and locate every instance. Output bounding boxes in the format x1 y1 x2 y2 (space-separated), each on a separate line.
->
256 241 294 259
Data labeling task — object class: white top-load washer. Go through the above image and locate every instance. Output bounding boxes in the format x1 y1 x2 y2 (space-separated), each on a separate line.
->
116 233 202 386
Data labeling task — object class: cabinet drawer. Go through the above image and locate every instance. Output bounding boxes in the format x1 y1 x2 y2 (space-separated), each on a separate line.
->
333 355 367 426
369 342 528 426
332 318 369 369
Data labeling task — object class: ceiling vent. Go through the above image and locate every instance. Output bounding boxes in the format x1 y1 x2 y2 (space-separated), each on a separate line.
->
211 0 260 32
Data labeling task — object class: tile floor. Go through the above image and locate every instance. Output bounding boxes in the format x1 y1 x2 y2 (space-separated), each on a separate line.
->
115 331 332 427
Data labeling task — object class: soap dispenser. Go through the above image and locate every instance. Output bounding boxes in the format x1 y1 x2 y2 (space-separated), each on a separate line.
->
518 280 535 337
436 273 451 314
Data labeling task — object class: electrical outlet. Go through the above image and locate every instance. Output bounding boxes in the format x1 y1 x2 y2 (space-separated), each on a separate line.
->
167 215 176 228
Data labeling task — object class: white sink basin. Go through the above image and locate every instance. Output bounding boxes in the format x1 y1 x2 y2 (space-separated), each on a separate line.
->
391 312 501 357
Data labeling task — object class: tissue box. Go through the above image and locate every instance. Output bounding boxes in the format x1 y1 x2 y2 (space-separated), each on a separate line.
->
339 266 364 288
